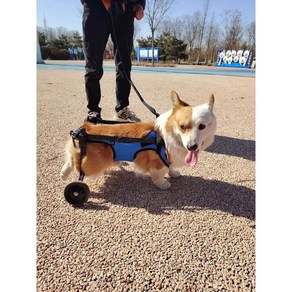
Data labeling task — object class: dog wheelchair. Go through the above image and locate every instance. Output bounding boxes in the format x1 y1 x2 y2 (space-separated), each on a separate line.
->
63 122 168 206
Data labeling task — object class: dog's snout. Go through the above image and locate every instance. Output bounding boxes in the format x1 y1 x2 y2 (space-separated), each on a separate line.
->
187 144 198 151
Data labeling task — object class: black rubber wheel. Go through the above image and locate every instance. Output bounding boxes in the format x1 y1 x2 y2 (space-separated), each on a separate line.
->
64 181 90 206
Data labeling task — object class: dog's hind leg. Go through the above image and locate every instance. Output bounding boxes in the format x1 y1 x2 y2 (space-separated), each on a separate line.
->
134 151 170 190
60 149 73 181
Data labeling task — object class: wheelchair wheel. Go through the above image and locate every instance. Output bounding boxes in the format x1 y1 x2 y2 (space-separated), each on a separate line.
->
64 181 90 206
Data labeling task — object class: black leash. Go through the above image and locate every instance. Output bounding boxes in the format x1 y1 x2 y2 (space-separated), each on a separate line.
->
109 0 160 118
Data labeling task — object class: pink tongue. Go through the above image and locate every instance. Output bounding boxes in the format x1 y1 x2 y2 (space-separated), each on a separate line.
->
185 151 198 167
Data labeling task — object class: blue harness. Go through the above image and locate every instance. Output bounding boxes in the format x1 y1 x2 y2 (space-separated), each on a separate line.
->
71 128 169 168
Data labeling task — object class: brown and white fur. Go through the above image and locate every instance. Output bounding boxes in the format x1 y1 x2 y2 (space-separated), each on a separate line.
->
60 91 217 190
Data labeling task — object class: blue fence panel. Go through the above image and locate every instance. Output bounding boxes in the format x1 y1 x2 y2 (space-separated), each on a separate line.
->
136 47 159 62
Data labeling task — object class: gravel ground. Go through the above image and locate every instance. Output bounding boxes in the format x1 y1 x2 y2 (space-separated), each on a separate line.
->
37 65 255 291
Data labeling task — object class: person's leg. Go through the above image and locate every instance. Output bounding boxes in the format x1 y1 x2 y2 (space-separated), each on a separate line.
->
82 0 111 117
111 5 134 112
111 6 141 122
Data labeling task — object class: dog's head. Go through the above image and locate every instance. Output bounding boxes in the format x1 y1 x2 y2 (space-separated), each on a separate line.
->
158 90 217 167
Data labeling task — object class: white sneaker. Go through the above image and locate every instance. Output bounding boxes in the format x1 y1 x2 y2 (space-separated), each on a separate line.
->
113 107 141 123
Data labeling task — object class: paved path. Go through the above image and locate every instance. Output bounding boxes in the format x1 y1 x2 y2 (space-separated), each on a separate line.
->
37 66 255 291
40 60 255 77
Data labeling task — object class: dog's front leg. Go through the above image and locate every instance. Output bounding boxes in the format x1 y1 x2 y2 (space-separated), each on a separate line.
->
168 166 180 178
149 167 170 190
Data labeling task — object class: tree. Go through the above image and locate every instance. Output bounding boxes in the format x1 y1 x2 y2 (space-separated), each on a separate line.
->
204 13 220 63
246 21 255 55
43 16 48 39
137 36 156 48
198 0 209 49
55 27 69 39
144 0 175 65
222 9 243 50
49 34 71 49
71 31 83 47
158 16 184 40
182 12 201 63
38 31 48 47
158 33 187 62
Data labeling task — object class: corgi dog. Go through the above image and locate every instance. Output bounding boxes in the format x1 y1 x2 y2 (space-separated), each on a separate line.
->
60 91 217 190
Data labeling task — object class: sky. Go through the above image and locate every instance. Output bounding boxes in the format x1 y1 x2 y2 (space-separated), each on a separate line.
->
37 0 255 38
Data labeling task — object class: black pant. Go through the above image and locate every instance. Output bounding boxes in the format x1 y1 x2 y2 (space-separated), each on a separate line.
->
82 0 134 114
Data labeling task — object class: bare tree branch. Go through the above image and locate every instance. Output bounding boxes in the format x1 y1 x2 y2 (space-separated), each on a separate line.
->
144 0 175 65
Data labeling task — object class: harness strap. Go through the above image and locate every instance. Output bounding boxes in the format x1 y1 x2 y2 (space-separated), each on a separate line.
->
86 134 157 145
155 132 169 167
70 128 169 167
90 119 130 125
71 127 157 146
156 132 163 156
71 128 87 180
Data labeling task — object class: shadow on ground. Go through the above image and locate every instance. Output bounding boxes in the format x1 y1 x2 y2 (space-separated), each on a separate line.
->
207 135 255 161
82 169 255 220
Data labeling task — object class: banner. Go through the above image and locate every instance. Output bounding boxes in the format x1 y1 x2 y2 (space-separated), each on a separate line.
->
217 50 253 68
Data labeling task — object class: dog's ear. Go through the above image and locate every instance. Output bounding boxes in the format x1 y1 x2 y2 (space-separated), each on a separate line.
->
170 90 189 108
208 94 215 111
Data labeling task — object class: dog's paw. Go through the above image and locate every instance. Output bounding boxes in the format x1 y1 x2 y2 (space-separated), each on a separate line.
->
154 178 171 190
60 162 73 181
60 171 69 181
169 168 180 178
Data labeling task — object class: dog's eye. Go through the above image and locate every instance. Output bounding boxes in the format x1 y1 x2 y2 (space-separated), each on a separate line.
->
180 125 187 132
198 124 206 130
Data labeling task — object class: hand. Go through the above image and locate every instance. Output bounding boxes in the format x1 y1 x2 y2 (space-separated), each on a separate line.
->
133 4 144 20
